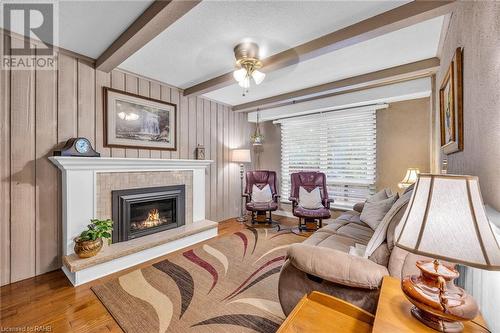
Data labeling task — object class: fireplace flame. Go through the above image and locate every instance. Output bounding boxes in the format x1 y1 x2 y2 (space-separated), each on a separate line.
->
147 209 160 222
143 208 161 227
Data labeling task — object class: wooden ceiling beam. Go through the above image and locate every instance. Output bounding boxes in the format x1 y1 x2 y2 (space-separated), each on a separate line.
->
183 0 455 97
232 57 440 112
96 0 201 72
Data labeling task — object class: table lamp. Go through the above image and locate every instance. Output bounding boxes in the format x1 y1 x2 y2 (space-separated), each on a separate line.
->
232 149 251 222
395 174 500 332
399 167 420 189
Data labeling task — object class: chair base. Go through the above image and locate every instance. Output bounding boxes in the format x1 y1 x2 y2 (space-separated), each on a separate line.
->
292 217 323 235
248 211 280 230
236 216 247 223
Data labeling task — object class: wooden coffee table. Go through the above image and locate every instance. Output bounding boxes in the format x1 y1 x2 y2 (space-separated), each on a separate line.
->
277 291 374 332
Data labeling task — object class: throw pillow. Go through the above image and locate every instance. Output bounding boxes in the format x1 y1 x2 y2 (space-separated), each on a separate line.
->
298 186 323 209
360 194 398 230
251 184 272 203
364 191 412 258
366 188 393 203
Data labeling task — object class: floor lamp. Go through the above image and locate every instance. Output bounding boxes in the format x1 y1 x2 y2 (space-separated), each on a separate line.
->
232 149 251 223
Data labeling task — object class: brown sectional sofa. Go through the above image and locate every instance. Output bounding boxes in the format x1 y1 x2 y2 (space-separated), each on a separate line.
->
278 187 429 315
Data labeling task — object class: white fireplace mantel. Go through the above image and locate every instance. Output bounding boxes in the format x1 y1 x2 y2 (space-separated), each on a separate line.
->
49 156 213 256
49 156 213 171
49 156 216 286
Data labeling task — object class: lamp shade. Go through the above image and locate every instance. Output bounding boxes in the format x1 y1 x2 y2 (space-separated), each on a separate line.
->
231 149 251 163
398 168 420 189
395 174 500 270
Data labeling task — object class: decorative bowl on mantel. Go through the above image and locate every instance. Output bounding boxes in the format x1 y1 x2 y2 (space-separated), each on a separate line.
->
74 237 103 258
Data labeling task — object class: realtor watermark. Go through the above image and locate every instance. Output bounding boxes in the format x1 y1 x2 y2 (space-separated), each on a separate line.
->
1 1 58 70
0 326 52 332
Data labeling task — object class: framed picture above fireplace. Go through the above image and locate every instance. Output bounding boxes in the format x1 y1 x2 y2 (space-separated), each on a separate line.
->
104 87 177 150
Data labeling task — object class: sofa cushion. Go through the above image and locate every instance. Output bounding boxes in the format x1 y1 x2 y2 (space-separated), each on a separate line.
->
336 210 361 223
360 194 398 230
298 186 323 209
368 242 390 266
303 232 359 253
287 244 389 289
318 220 349 233
293 206 331 218
386 201 410 251
367 188 393 203
364 190 412 257
335 224 373 244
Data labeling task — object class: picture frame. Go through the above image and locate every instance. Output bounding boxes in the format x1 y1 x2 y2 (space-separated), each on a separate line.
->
439 47 463 154
103 87 177 151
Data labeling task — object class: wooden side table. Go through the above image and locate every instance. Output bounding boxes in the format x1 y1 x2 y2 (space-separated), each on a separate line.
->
277 291 374 333
373 276 490 333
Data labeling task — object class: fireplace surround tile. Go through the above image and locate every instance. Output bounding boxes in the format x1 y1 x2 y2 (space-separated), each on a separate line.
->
96 171 193 226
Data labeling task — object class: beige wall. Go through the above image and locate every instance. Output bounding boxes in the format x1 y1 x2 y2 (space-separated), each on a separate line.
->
376 98 431 194
0 32 250 285
433 3 500 331
435 1 500 211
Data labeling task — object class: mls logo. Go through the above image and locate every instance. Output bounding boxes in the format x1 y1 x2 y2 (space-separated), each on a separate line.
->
2 2 57 69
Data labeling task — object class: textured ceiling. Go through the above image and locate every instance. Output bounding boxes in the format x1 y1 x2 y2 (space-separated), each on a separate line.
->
120 0 410 88
205 16 444 105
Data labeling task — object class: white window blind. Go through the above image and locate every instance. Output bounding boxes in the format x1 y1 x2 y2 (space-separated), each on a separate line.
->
278 108 376 209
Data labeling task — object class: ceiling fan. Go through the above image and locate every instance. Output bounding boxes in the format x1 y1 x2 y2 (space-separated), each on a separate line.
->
232 42 266 96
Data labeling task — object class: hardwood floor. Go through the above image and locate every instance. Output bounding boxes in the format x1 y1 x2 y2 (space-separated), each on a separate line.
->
0 216 298 332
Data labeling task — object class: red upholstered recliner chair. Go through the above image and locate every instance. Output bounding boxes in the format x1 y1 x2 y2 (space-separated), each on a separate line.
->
289 172 333 231
243 170 280 227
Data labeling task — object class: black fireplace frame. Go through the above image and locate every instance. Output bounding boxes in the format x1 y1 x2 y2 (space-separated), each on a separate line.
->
111 185 185 243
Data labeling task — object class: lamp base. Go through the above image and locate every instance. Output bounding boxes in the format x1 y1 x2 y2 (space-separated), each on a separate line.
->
401 259 478 333
411 306 464 333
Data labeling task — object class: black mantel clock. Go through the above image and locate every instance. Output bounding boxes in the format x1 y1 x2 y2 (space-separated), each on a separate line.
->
53 137 100 157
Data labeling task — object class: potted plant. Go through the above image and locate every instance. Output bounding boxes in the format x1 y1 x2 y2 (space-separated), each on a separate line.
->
74 219 113 258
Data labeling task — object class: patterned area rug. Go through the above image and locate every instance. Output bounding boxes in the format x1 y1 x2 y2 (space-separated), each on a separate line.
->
92 227 303 333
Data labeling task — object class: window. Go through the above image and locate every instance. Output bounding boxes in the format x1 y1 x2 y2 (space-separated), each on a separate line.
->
277 108 376 209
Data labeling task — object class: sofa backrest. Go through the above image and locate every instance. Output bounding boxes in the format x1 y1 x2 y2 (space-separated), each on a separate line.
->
366 187 413 266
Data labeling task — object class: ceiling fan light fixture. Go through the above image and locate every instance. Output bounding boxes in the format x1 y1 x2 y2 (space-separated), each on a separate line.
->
238 76 250 88
233 68 247 82
233 42 265 93
252 70 265 85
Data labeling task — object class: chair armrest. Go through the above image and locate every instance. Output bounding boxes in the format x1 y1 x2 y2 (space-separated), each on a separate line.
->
323 198 334 209
242 193 251 203
353 202 365 213
273 194 281 203
288 196 298 203
286 243 389 289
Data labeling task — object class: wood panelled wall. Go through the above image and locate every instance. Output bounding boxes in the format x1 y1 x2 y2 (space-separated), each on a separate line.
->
0 32 251 285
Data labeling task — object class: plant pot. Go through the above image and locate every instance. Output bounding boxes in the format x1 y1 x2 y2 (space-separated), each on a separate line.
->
74 237 103 258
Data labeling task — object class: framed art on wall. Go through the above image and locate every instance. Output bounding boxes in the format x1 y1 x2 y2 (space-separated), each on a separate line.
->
439 47 463 155
104 87 177 150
